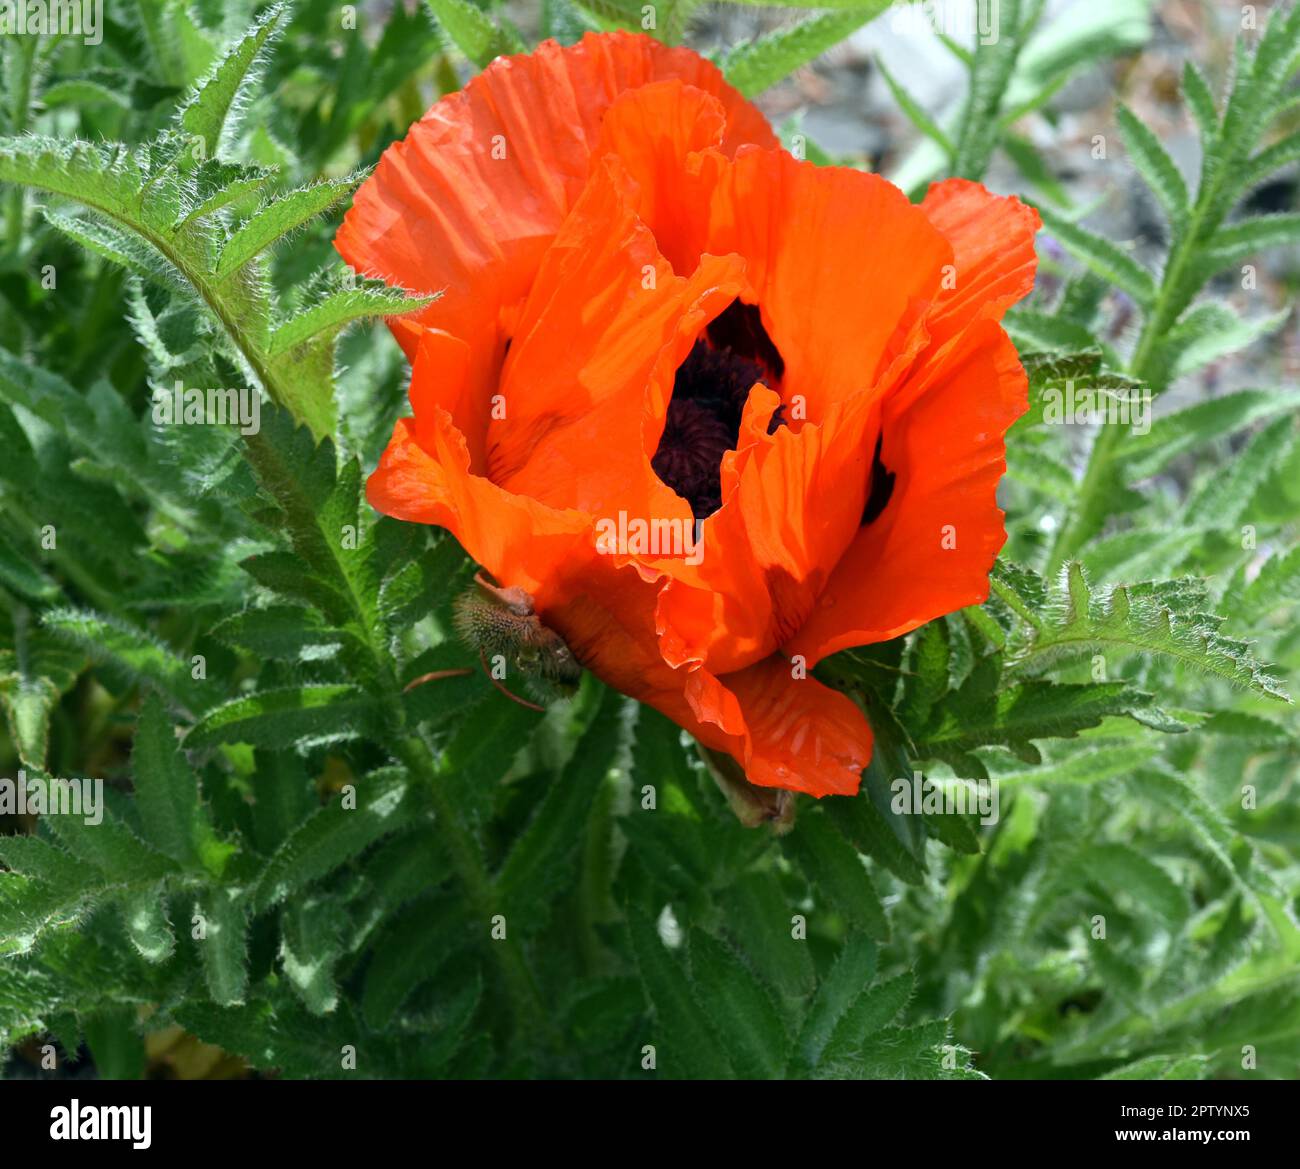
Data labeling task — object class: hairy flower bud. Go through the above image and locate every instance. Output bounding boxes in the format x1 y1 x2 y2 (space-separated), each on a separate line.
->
453 575 581 703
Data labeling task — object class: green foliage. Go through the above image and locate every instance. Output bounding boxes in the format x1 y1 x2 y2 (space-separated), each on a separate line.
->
722 7 891 98
425 0 527 67
177 3 287 160
952 0 1026 179
992 562 1289 702
0 6 433 444
1035 204 1158 308
891 0 1157 198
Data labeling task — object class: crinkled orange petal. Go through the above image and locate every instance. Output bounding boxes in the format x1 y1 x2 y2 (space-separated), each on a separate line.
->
623 146 953 423
593 79 729 234
919 178 1041 350
786 318 1028 666
546 578 871 798
335 30 774 365
485 154 745 521
366 332 590 608
653 387 884 674
547 139 953 672
714 656 873 796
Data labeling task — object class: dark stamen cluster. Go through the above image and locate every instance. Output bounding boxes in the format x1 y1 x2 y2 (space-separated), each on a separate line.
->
651 302 785 520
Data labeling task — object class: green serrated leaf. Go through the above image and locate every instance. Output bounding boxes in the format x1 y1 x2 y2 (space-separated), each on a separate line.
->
132 694 231 875
177 4 286 160
195 886 249 1006
1239 543 1300 620
1201 213 1300 273
953 0 1025 180
796 934 876 1070
722 8 889 99
121 889 176 964
785 809 889 941
0 619 82 769
251 767 412 913
1121 388 1300 480
1037 203 1158 307
1184 414 1296 529
827 785 928 885
361 899 465 1028
687 929 789 1078
210 604 358 663
998 561 1289 702
1183 60 1219 140
426 0 526 68
720 874 817 999
43 795 178 885
215 176 360 279
1158 303 1291 384
267 285 436 358
42 607 206 713
1116 102 1189 227
279 893 347 1016
819 971 914 1069
626 905 732 1079
1077 842 1187 926
185 684 383 749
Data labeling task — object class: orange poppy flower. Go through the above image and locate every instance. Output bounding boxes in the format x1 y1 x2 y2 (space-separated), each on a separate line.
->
335 31 1039 800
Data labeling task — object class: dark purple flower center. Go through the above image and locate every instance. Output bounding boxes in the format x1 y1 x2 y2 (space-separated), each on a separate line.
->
652 301 786 520
651 301 896 528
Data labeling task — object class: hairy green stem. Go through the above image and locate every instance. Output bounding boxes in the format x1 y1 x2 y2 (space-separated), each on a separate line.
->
394 733 554 1044
988 575 1043 631
4 38 37 255
1045 59 1276 574
1048 222 1213 572
0 162 326 438
238 429 552 1042
5 115 551 1049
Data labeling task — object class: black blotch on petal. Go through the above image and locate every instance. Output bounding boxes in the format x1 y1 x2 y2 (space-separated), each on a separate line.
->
861 435 895 525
